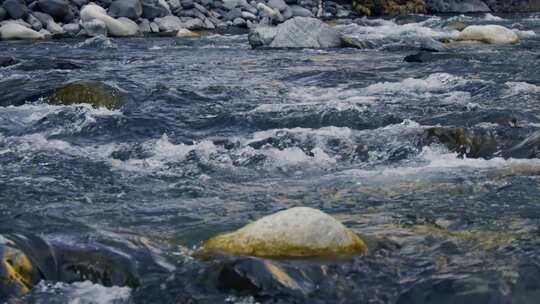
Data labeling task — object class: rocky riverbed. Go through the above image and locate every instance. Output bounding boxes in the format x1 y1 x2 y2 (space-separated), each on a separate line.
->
2 2 540 304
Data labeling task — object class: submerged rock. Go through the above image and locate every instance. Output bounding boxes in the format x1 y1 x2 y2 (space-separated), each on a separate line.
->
424 127 498 159
80 3 139 37
46 81 126 109
248 17 342 49
0 22 44 40
77 35 117 48
457 25 519 44
404 51 472 63
203 207 368 257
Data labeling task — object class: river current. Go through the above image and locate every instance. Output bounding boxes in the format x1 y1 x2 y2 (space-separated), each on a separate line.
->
1 13 540 304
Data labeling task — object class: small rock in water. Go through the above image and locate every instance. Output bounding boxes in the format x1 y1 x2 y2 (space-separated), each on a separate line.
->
458 25 519 44
203 207 368 257
77 35 117 48
0 56 19 67
46 81 126 109
176 28 199 38
0 236 41 299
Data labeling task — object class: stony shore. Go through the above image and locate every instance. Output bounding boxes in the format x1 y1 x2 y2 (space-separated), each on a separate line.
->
0 0 539 40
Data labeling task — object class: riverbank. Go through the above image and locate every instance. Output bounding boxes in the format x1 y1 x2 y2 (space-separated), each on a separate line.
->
1 0 540 40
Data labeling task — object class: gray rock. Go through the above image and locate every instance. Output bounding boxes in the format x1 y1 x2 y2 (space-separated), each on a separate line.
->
267 0 287 11
39 28 52 38
203 17 215 29
284 0 296 4
183 17 205 29
32 11 64 35
154 15 183 31
290 4 312 17
82 18 108 36
138 18 151 33
232 16 245 27
193 2 208 14
222 0 240 10
0 7 6 21
426 0 491 13
241 11 256 20
63 22 80 35
141 0 170 19
77 35 117 48
149 21 159 32
108 0 142 20
248 17 342 48
71 0 89 8
181 0 195 9
167 0 181 12
257 2 283 24
336 6 349 18
223 7 242 21
37 0 70 21
26 14 43 31
282 5 292 19
3 0 28 19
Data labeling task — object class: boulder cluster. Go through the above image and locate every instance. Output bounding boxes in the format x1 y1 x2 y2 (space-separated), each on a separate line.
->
0 0 353 39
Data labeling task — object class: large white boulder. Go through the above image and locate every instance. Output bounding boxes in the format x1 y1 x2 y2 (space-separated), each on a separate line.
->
80 3 138 37
0 22 45 40
204 207 368 257
457 25 519 44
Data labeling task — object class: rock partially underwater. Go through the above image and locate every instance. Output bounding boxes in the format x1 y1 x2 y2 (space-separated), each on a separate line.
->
457 25 519 44
46 81 127 109
203 207 368 257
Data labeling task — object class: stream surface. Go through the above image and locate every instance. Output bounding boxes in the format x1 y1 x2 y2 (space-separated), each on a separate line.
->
1 13 540 304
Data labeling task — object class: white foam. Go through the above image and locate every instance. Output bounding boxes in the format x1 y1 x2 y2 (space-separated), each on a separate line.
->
35 281 131 304
504 81 540 96
363 73 469 95
483 13 505 21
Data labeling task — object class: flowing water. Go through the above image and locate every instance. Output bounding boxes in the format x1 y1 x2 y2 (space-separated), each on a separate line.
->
1 13 540 304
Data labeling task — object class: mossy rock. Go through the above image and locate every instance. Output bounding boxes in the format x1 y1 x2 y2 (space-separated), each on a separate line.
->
0 237 41 300
204 207 368 258
47 81 126 110
352 0 426 16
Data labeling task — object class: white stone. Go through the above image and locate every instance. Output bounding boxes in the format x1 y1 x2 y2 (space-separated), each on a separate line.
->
458 25 519 44
0 22 45 40
176 28 199 37
204 207 368 257
80 3 139 37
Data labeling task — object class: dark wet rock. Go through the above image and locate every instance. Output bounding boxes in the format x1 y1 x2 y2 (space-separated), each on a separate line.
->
352 0 426 16
37 0 70 21
290 4 312 16
0 7 6 21
3 0 28 19
217 257 317 298
404 51 472 63
484 0 540 13
141 0 170 19
425 0 491 13
504 131 540 159
0 56 19 67
108 0 143 20
423 127 498 159
249 17 342 49
26 13 43 31
14 58 82 71
46 81 126 109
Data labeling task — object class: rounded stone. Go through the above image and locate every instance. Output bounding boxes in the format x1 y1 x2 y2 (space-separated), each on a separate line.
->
204 207 368 257
458 25 519 44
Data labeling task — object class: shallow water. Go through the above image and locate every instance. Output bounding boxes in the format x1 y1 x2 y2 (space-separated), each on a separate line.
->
1 13 540 304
